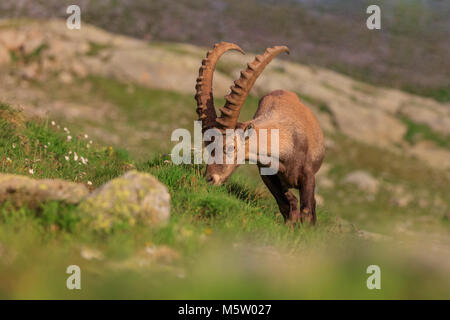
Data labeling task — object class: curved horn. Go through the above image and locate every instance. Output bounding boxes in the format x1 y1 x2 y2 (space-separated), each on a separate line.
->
216 45 290 129
195 42 245 132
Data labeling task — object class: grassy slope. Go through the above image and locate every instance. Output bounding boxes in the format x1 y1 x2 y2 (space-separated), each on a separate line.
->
0 103 449 299
0 103 334 298
0 103 130 186
44 75 449 233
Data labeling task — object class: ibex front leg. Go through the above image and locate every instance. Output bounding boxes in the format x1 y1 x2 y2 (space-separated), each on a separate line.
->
261 175 300 223
299 168 316 225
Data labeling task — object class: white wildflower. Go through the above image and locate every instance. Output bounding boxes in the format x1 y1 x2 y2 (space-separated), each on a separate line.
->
74 152 78 161
67 135 72 142
51 121 56 126
84 134 89 139
89 140 93 144
29 168 34 175
87 181 92 186
65 156 69 161
12 143 16 149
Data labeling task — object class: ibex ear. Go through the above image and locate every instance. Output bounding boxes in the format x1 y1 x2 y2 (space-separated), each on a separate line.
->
236 122 253 130
245 123 255 135
238 122 254 130
243 122 255 140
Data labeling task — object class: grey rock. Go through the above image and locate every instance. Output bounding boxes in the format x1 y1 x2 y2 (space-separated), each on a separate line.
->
79 170 170 232
343 170 379 194
0 173 89 207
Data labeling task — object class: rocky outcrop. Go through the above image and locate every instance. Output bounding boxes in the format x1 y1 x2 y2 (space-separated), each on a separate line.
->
78 171 170 232
0 173 89 207
408 141 450 169
399 102 450 136
0 170 171 233
327 98 407 148
343 171 379 194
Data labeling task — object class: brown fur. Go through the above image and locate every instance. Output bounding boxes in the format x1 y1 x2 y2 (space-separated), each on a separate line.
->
196 43 325 225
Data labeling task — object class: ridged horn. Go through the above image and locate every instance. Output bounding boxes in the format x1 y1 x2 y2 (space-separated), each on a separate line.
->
216 45 290 129
195 42 245 133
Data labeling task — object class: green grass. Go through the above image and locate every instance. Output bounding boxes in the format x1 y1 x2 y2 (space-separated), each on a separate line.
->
0 103 130 186
0 201 79 233
149 42 203 59
7 42 49 64
215 60 243 78
297 92 331 114
87 75 261 124
322 133 449 233
402 85 450 103
0 104 345 298
88 76 194 126
138 157 334 248
86 41 112 57
83 76 261 158
19 75 450 233
22 74 263 162
23 74 450 234
401 116 450 149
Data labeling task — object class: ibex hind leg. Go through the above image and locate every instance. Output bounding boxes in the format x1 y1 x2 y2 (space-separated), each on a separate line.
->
260 175 300 223
298 169 316 225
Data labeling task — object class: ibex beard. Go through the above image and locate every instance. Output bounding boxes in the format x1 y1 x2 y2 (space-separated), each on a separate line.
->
194 42 325 225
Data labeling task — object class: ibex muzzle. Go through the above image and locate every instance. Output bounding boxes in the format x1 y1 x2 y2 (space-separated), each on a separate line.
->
195 42 325 225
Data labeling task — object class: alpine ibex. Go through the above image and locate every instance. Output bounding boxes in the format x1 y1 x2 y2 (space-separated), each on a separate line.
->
195 42 324 225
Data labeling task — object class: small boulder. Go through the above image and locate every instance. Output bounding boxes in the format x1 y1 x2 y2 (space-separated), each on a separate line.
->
79 170 170 232
59 71 73 84
0 173 89 208
388 184 413 208
327 99 406 148
343 170 379 194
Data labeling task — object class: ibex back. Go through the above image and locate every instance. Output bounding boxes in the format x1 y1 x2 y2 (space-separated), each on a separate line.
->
195 42 325 225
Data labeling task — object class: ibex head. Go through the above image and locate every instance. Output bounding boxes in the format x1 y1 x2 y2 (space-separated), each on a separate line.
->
195 42 289 185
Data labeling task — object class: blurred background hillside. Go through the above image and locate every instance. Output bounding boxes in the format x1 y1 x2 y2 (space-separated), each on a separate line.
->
1 0 449 101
